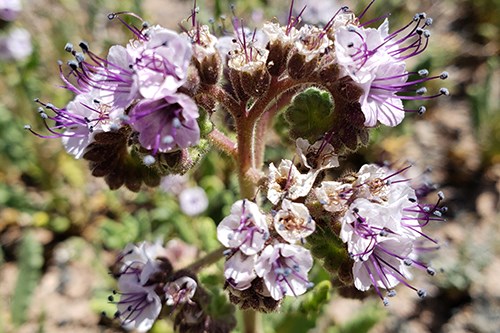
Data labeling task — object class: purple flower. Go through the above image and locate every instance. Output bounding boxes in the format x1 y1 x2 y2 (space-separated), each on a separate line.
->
111 241 169 332
113 272 162 333
165 276 197 306
60 42 137 104
334 164 445 303
255 243 313 300
224 250 258 290
352 236 413 294
117 241 166 283
128 93 200 154
334 14 448 127
217 200 269 256
0 0 21 22
104 45 139 108
129 25 192 100
26 90 124 159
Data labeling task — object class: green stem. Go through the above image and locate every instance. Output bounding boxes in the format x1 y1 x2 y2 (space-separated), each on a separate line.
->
243 310 263 333
236 116 257 199
181 246 226 273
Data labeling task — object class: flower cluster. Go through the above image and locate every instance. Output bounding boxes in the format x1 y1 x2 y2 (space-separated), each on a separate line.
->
110 241 198 332
217 137 341 308
30 0 452 331
28 17 200 160
217 199 314 308
315 164 445 304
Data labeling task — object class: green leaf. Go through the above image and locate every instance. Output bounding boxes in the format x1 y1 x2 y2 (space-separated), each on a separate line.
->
11 231 44 326
307 222 350 277
300 280 332 316
276 312 316 333
284 88 335 142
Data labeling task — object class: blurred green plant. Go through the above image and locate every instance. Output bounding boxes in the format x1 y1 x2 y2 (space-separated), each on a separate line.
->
11 231 44 326
468 57 500 165
328 302 385 333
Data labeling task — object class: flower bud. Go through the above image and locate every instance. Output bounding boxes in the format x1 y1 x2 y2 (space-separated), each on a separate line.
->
228 52 271 98
228 66 250 102
225 278 280 313
266 40 291 77
286 51 317 80
188 25 222 86
239 64 271 97
193 52 222 85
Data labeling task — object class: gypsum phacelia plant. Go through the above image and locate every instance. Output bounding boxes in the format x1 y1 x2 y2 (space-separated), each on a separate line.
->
27 1 450 332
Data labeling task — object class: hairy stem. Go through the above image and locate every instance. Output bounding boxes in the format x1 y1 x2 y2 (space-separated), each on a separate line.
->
254 86 301 169
236 116 257 199
208 128 237 159
200 84 240 118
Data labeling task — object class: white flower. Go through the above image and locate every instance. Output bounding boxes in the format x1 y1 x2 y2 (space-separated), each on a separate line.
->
217 200 269 255
163 238 198 270
294 24 332 62
115 273 162 333
165 276 197 306
255 243 313 300
128 25 193 100
119 241 166 284
267 159 317 204
352 236 413 292
274 199 315 243
0 0 21 21
354 164 416 205
160 174 188 196
315 181 352 213
224 251 257 290
0 28 32 61
295 138 339 171
334 20 408 127
262 22 298 46
179 186 209 216
187 25 219 62
62 90 124 158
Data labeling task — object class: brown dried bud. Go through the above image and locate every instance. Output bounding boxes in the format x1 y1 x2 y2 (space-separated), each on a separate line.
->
239 65 271 97
225 278 280 313
82 126 163 191
266 40 291 77
228 67 250 102
318 53 341 84
186 25 221 87
193 52 222 86
287 51 317 80
227 45 270 99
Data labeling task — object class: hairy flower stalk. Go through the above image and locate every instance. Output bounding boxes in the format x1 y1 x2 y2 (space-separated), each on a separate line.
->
30 1 451 332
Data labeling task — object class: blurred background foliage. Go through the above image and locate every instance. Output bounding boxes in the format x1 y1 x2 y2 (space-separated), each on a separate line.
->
0 0 498 332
